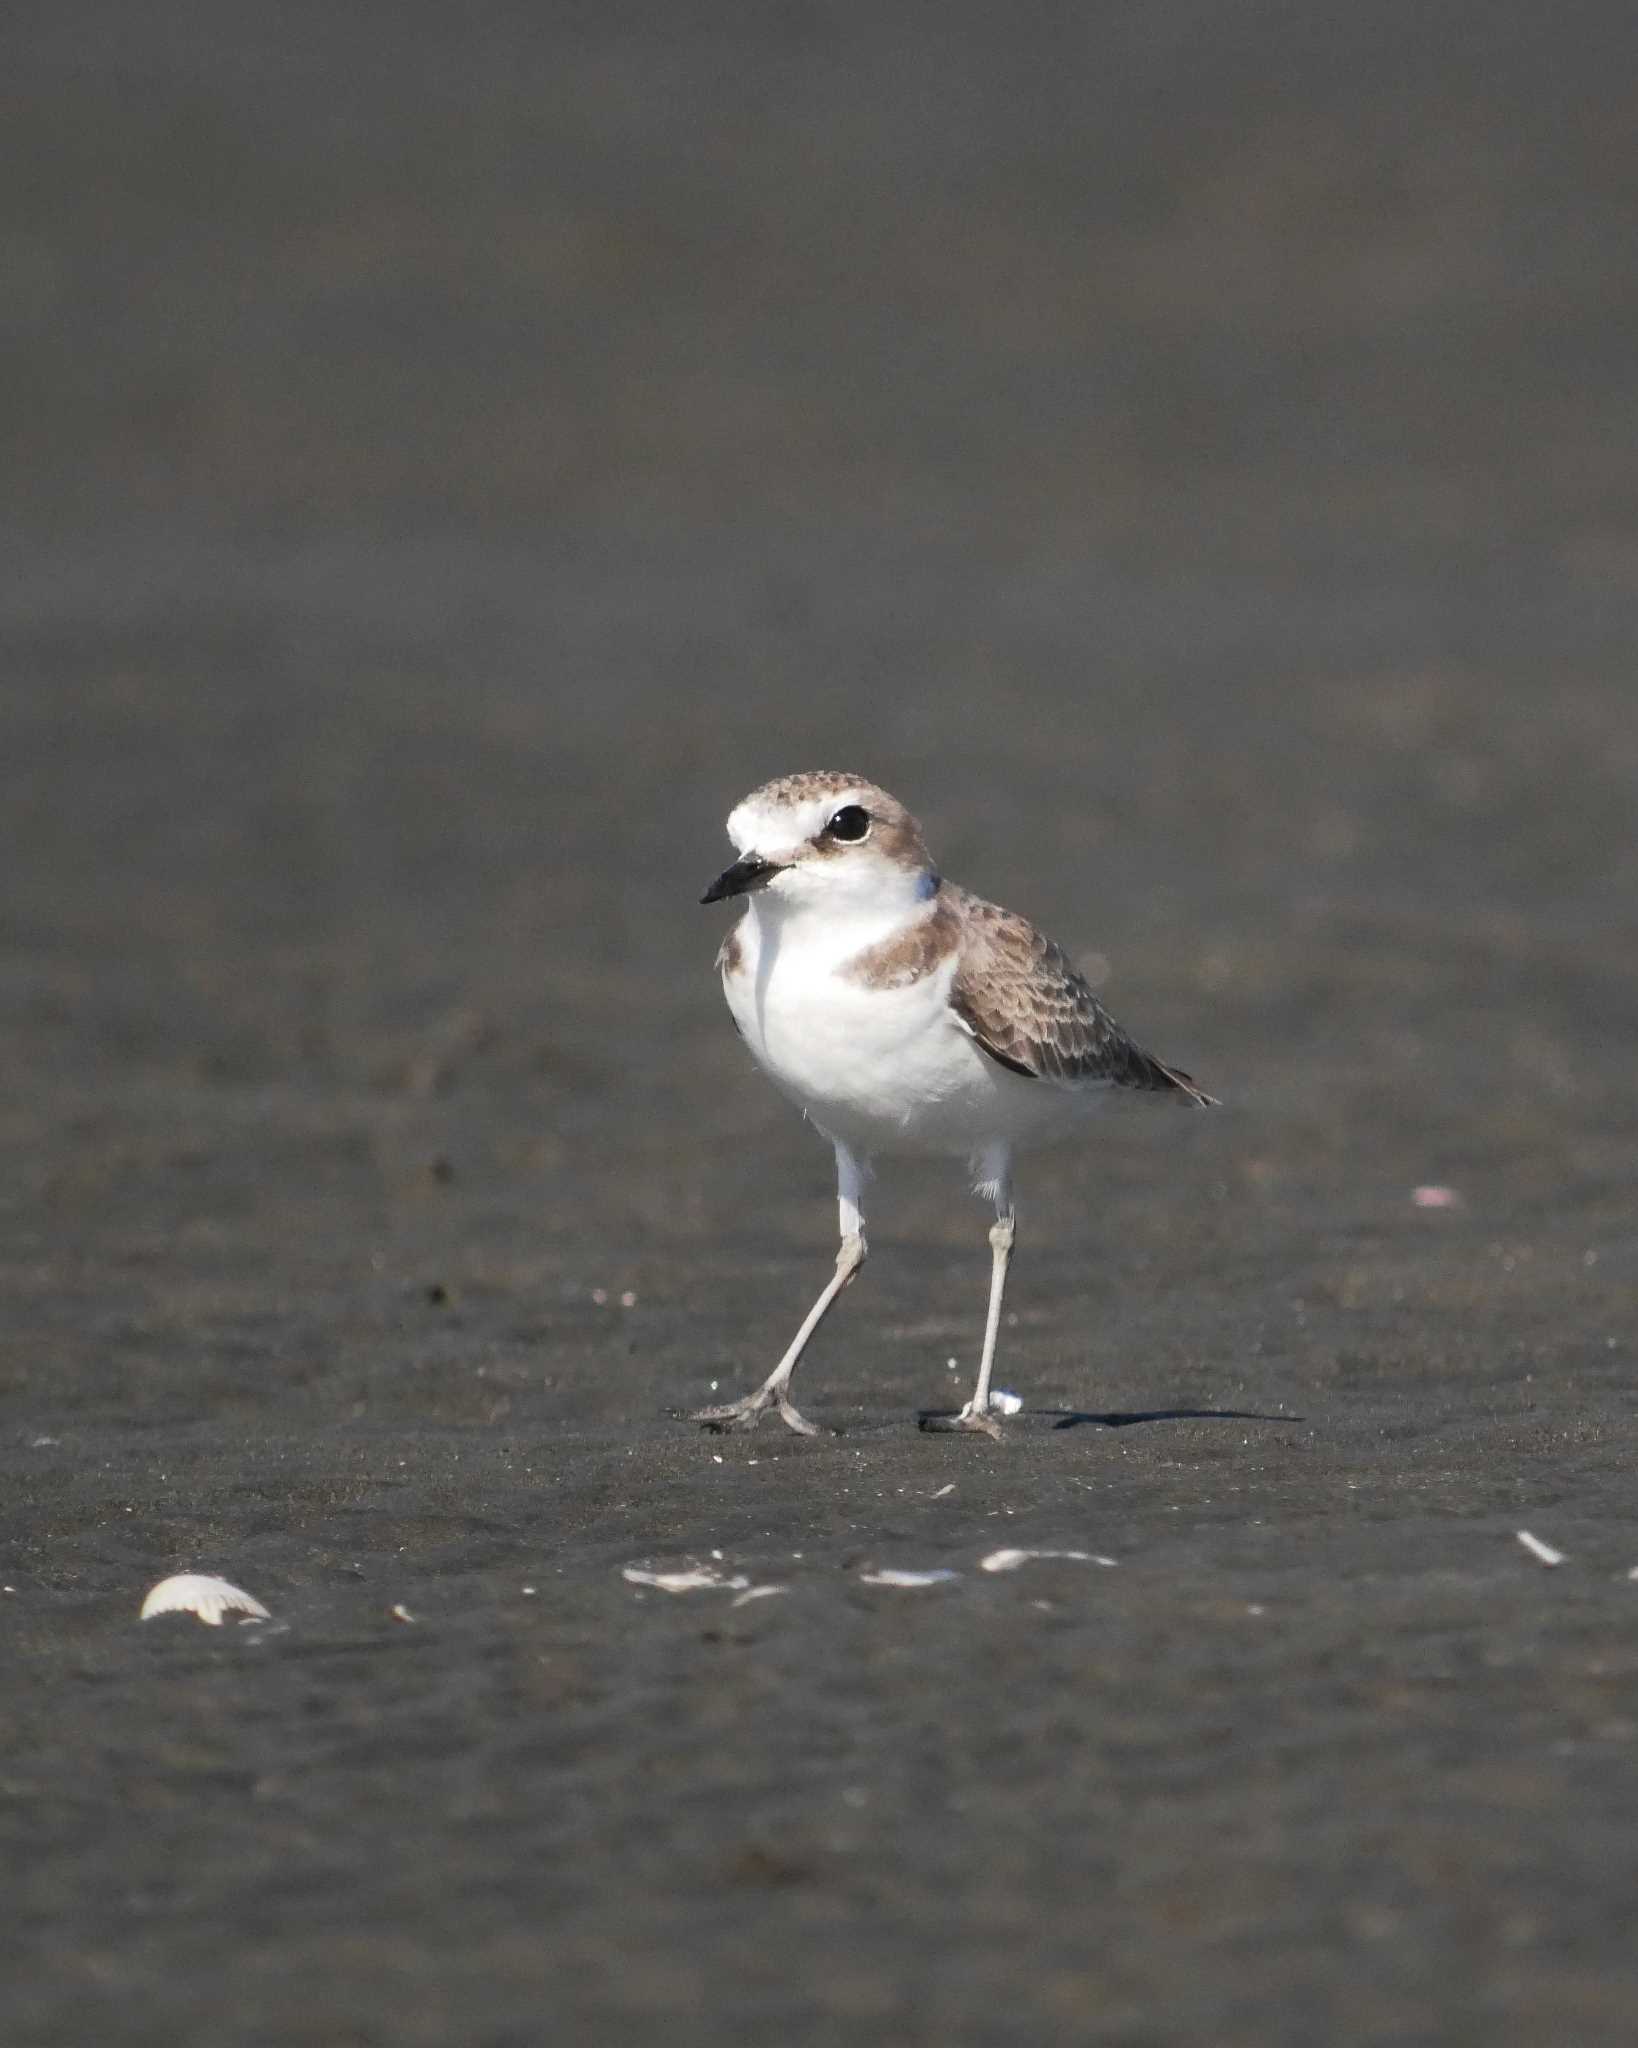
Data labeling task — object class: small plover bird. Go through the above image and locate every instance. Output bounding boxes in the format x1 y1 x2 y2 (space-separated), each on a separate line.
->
697 773 1215 1438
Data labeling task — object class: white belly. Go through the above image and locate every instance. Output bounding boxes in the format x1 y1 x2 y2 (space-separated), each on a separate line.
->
722 912 1047 1158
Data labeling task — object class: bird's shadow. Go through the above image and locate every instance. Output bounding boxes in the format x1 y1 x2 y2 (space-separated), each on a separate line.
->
1043 1406 1299 1431
909 1405 1298 1432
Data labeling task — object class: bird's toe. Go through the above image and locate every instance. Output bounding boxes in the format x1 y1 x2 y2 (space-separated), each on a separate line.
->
691 1398 768 1432
919 1405 1005 1440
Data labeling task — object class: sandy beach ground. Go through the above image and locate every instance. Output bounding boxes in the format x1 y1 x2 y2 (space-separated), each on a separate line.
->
4 5 1637 2040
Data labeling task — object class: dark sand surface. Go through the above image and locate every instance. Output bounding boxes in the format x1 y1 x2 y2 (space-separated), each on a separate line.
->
4 5 1638 2041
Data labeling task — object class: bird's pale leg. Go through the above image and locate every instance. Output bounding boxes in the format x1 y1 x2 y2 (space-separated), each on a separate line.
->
693 1143 868 1435
924 1152 1015 1439
969 1215 1015 1409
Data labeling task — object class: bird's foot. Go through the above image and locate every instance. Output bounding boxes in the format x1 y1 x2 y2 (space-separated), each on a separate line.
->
691 1386 823 1437
920 1401 1005 1441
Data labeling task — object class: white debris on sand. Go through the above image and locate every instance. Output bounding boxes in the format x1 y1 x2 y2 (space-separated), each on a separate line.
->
1516 1530 1565 1567
1411 1185 1463 1209
979 1547 1117 1573
858 1567 960 1588
139 1574 272 1627
989 1390 1023 1415
730 1585 788 1608
622 1564 752 1594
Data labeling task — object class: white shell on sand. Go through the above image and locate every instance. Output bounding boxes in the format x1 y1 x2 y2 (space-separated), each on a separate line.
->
1515 1530 1565 1567
979 1548 1116 1572
730 1585 787 1608
858 1568 960 1588
139 1574 272 1626
622 1565 751 1593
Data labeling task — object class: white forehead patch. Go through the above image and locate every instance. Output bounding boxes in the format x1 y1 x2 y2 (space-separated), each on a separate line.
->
727 790 865 857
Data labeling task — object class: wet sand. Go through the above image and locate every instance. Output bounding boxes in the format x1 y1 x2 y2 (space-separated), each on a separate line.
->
5 5 1638 2041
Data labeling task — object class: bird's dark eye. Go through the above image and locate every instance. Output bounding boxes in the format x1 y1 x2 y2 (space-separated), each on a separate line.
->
825 804 871 843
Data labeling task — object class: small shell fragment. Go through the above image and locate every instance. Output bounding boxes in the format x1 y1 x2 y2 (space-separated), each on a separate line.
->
980 1547 1117 1573
858 1568 960 1588
990 1390 1023 1416
140 1574 271 1627
1516 1530 1565 1567
730 1585 787 1608
622 1565 751 1593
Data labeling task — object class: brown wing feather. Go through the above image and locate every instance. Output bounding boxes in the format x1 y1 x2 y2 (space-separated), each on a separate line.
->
947 889 1216 1104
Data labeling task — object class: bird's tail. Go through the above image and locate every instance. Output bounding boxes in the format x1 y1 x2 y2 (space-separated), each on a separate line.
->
1151 1057 1218 1107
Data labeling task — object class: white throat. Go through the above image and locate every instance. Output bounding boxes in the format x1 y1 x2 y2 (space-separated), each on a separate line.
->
746 867 936 970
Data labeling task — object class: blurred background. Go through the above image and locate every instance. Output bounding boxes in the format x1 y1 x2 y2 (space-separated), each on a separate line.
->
7 0 1634 1132
7 0 1635 1393
4 4 1637 2039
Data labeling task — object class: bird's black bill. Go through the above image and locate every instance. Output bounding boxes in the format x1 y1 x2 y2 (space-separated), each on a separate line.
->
700 855 783 905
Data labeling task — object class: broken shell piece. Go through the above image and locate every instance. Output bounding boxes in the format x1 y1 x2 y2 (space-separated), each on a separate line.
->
1515 1530 1565 1567
730 1585 788 1608
622 1565 751 1593
858 1567 960 1588
990 1390 1023 1416
980 1547 1117 1573
140 1574 271 1626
